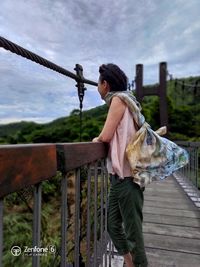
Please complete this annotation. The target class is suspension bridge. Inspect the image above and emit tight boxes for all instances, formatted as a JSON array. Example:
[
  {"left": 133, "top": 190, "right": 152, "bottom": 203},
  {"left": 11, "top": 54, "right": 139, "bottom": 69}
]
[{"left": 0, "top": 36, "right": 199, "bottom": 267}]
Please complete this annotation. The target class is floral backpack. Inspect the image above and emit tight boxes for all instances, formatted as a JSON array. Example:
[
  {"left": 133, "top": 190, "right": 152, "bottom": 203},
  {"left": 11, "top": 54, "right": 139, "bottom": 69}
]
[{"left": 105, "top": 91, "right": 189, "bottom": 188}]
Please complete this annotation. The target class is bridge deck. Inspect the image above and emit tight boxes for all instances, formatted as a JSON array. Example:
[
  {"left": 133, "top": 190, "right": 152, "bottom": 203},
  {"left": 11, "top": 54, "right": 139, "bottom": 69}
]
[
  {"left": 143, "top": 175, "right": 200, "bottom": 267},
  {"left": 107, "top": 175, "right": 200, "bottom": 267}
]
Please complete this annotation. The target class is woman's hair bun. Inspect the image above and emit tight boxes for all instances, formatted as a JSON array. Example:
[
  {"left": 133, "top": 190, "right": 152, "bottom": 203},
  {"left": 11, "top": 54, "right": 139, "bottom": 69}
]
[{"left": 99, "top": 63, "right": 127, "bottom": 92}]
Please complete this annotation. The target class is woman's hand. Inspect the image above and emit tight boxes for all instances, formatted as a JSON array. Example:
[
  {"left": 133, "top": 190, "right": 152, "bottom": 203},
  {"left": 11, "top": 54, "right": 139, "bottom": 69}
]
[{"left": 92, "top": 137, "right": 101, "bottom": 142}]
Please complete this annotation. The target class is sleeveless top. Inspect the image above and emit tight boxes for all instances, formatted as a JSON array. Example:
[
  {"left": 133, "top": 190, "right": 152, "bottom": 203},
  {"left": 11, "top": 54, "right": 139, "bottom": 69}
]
[{"left": 107, "top": 106, "right": 136, "bottom": 178}]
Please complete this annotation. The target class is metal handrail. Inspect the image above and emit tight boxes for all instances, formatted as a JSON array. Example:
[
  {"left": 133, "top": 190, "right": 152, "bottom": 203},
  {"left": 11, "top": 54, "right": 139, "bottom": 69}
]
[
  {"left": 175, "top": 141, "right": 200, "bottom": 190},
  {"left": 0, "top": 143, "right": 108, "bottom": 267}
]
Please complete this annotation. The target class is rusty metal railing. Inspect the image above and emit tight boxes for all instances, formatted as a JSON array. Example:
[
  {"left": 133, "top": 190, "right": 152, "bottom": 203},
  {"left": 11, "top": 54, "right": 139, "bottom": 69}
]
[
  {"left": 175, "top": 141, "right": 200, "bottom": 208},
  {"left": 175, "top": 142, "right": 200, "bottom": 189},
  {"left": 0, "top": 143, "right": 110, "bottom": 267}
]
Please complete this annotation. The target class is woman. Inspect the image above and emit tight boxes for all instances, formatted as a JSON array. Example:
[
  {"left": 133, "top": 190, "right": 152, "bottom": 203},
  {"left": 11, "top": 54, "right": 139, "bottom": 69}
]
[{"left": 92, "top": 63, "right": 148, "bottom": 267}]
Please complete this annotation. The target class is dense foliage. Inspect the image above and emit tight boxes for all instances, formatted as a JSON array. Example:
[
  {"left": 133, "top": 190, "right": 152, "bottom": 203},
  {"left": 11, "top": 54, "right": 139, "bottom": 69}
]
[{"left": 0, "top": 76, "right": 199, "bottom": 144}]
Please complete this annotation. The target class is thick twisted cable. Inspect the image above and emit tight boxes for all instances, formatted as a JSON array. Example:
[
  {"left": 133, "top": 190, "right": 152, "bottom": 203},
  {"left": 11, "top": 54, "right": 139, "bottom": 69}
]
[{"left": 0, "top": 36, "right": 97, "bottom": 86}]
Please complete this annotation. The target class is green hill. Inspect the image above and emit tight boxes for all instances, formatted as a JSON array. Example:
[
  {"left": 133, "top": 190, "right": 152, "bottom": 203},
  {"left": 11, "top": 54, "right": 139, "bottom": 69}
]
[
  {"left": 0, "top": 76, "right": 199, "bottom": 144},
  {"left": 0, "top": 105, "right": 109, "bottom": 144}
]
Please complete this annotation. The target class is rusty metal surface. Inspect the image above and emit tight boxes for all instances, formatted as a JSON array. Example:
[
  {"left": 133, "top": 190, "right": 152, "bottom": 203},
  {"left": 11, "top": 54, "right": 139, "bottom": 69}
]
[
  {"left": 56, "top": 142, "right": 108, "bottom": 173},
  {"left": 0, "top": 144, "right": 57, "bottom": 198}
]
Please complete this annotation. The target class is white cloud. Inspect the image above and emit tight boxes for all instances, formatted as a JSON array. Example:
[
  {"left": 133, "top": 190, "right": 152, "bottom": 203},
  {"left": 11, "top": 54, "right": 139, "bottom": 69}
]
[
  {"left": 0, "top": 116, "right": 53, "bottom": 125},
  {"left": 0, "top": 0, "right": 200, "bottom": 124}
]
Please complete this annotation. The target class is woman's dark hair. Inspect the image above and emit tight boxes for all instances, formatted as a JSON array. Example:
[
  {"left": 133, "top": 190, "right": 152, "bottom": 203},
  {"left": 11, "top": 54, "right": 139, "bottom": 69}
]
[{"left": 99, "top": 63, "right": 128, "bottom": 91}]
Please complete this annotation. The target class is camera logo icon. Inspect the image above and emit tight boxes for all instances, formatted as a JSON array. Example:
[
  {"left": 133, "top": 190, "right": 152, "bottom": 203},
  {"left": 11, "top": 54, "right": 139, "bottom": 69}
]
[{"left": 11, "top": 246, "right": 21, "bottom": 256}]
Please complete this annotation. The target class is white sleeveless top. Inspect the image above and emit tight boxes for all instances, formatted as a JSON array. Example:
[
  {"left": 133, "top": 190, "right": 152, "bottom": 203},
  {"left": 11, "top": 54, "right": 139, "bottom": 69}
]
[{"left": 107, "top": 106, "right": 137, "bottom": 178}]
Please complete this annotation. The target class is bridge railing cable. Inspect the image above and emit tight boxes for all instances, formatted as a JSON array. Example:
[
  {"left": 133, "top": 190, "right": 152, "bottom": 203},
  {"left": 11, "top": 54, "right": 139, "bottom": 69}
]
[
  {"left": 0, "top": 36, "right": 98, "bottom": 141},
  {"left": 174, "top": 142, "right": 200, "bottom": 209},
  {"left": 0, "top": 36, "right": 97, "bottom": 86}
]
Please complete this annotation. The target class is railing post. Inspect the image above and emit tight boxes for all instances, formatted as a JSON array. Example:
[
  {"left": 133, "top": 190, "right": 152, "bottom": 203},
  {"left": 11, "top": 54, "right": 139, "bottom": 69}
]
[
  {"left": 135, "top": 64, "right": 143, "bottom": 103},
  {"left": 32, "top": 183, "right": 42, "bottom": 267},
  {"left": 159, "top": 62, "right": 168, "bottom": 129},
  {"left": 86, "top": 165, "right": 92, "bottom": 267},
  {"left": 0, "top": 199, "right": 3, "bottom": 267},
  {"left": 196, "top": 147, "right": 199, "bottom": 189},
  {"left": 74, "top": 169, "right": 81, "bottom": 267},
  {"left": 100, "top": 160, "right": 104, "bottom": 265},
  {"left": 61, "top": 174, "right": 68, "bottom": 267},
  {"left": 104, "top": 164, "right": 108, "bottom": 267},
  {"left": 94, "top": 162, "right": 98, "bottom": 266}
]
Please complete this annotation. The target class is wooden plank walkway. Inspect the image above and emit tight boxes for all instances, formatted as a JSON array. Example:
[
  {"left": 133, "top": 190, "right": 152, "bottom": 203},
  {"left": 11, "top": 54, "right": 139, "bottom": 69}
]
[
  {"left": 105, "top": 175, "right": 200, "bottom": 267},
  {"left": 143, "top": 175, "right": 200, "bottom": 267}
]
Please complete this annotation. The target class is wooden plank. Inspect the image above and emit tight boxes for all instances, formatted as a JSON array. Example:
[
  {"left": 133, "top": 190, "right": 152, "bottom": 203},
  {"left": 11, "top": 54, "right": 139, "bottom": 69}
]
[
  {"left": 144, "top": 195, "right": 195, "bottom": 205},
  {"left": 145, "top": 190, "right": 184, "bottom": 196},
  {"left": 56, "top": 142, "right": 108, "bottom": 172},
  {"left": 144, "top": 233, "right": 200, "bottom": 254},
  {"left": 145, "top": 182, "right": 180, "bottom": 189},
  {"left": 145, "top": 186, "right": 186, "bottom": 196},
  {"left": 144, "top": 199, "right": 195, "bottom": 210},
  {"left": 145, "top": 185, "right": 181, "bottom": 192},
  {"left": 144, "top": 193, "right": 190, "bottom": 201},
  {"left": 146, "top": 176, "right": 186, "bottom": 188},
  {"left": 148, "top": 183, "right": 178, "bottom": 190},
  {"left": 153, "top": 180, "right": 177, "bottom": 185},
  {"left": 146, "top": 247, "right": 200, "bottom": 267},
  {"left": 143, "top": 175, "right": 200, "bottom": 265},
  {"left": 145, "top": 188, "right": 182, "bottom": 195},
  {"left": 143, "top": 213, "right": 200, "bottom": 228},
  {"left": 143, "top": 206, "right": 200, "bottom": 218},
  {"left": 143, "top": 222, "right": 200, "bottom": 239},
  {"left": 0, "top": 144, "right": 57, "bottom": 198}
]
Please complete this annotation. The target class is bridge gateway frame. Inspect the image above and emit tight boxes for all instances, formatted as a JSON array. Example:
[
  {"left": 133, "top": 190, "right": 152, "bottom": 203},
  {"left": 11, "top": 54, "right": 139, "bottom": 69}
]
[{"left": 135, "top": 62, "right": 168, "bottom": 131}]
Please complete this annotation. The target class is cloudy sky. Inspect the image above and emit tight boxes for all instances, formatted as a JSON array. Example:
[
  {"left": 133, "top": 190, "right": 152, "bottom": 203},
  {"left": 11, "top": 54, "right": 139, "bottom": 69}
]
[{"left": 0, "top": 0, "right": 200, "bottom": 124}]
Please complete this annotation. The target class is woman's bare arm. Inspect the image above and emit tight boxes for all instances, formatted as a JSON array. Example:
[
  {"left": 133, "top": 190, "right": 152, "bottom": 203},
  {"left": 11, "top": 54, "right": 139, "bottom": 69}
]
[{"left": 93, "top": 96, "right": 126, "bottom": 143}]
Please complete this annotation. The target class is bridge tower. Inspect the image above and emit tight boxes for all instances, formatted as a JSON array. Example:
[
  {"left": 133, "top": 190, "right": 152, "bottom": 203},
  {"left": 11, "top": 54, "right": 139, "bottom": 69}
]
[{"left": 135, "top": 62, "right": 168, "bottom": 131}]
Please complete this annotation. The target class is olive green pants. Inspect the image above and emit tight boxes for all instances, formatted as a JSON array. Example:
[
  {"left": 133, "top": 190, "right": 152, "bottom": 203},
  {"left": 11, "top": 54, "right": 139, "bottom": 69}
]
[{"left": 107, "top": 175, "right": 148, "bottom": 266}]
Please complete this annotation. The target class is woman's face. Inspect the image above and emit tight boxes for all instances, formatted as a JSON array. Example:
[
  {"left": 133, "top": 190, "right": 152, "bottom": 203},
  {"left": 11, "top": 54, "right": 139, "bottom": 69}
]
[{"left": 98, "top": 77, "right": 109, "bottom": 100}]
